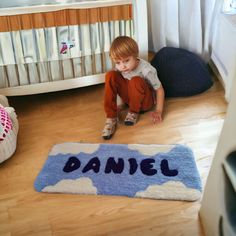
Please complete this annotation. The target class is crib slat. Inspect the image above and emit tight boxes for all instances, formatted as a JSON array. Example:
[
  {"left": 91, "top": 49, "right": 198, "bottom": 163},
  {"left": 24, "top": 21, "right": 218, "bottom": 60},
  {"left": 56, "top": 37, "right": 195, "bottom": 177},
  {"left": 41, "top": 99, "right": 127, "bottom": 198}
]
[
  {"left": 0, "top": 32, "right": 18, "bottom": 87},
  {"left": 20, "top": 14, "right": 37, "bottom": 64},
  {"left": 69, "top": 25, "right": 81, "bottom": 58},
  {"left": 6, "top": 65, "right": 19, "bottom": 87},
  {"left": 37, "top": 62, "right": 50, "bottom": 83},
  {"left": 20, "top": 30, "right": 37, "bottom": 64},
  {"left": 114, "top": 21, "right": 120, "bottom": 38},
  {"left": 90, "top": 24, "right": 97, "bottom": 74},
  {"left": 49, "top": 60, "right": 62, "bottom": 81},
  {"left": 57, "top": 26, "right": 70, "bottom": 59},
  {"left": 57, "top": 26, "right": 74, "bottom": 79},
  {"left": 56, "top": 9, "right": 74, "bottom": 79},
  {"left": 43, "top": 12, "right": 60, "bottom": 81},
  {"left": 33, "top": 14, "right": 50, "bottom": 83},
  {"left": 44, "top": 26, "right": 62, "bottom": 81},
  {"left": 102, "top": 22, "right": 111, "bottom": 53},
  {"left": 89, "top": 9, "right": 103, "bottom": 74},
  {"left": 34, "top": 29, "right": 50, "bottom": 82},
  {"left": 109, "top": 22, "right": 114, "bottom": 41},
  {"left": 11, "top": 30, "right": 29, "bottom": 85},
  {"left": 120, "top": 20, "right": 125, "bottom": 36},
  {"left": 102, "top": 22, "right": 112, "bottom": 71},
  {"left": 0, "top": 66, "right": 8, "bottom": 88},
  {"left": 130, "top": 20, "right": 134, "bottom": 38},
  {"left": 125, "top": 20, "right": 131, "bottom": 37},
  {"left": 91, "top": 23, "right": 102, "bottom": 74},
  {"left": 62, "top": 59, "right": 74, "bottom": 79},
  {"left": 11, "top": 31, "right": 25, "bottom": 64},
  {"left": 45, "top": 27, "right": 59, "bottom": 61},
  {"left": 17, "top": 64, "right": 29, "bottom": 85},
  {"left": 69, "top": 25, "right": 82, "bottom": 77},
  {"left": 35, "top": 29, "right": 47, "bottom": 62},
  {"left": 20, "top": 15, "right": 40, "bottom": 84},
  {"left": 0, "top": 32, "right": 15, "bottom": 65},
  {"left": 72, "top": 58, "right": 82, "bottom": 77},
  {"left": 78, "top": 7, "right": 92, "bottom": 76},
  {"left": 27, "top": 63, "right": 40, "bottom": 84},
  {"left": 68, "top": 10, "right": 81, "bottom": 77},
  {"left": 100, "top": 7, "right": 112, "bottom": 72},
  {"left": 81, "top": 24, "right": 92, "bottom": 75},
  {"left": 0, "top": 26, "right": 19, "bottom": 87}
]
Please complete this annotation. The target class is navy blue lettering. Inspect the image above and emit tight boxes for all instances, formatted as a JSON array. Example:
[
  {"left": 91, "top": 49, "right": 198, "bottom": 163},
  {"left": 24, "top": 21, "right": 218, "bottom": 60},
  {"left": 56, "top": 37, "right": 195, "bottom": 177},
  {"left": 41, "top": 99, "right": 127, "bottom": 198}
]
[
  {"left": 105, "top": 157, "right": 124, "bottom": 174},
  {"left": 63, "top": 156, "right": 81, "bottom": 173},
  {"left": 82, "top": 157, "right": 100, "bottom": 173},
  {"left": 140, "top": 159, "right": 157, "bottom": 176},
  {"left": 128, "top": 158, "right": 138, "bottom": 175},
  {"left": 161, "top": 159, "right": 178, "bottom": 176}
]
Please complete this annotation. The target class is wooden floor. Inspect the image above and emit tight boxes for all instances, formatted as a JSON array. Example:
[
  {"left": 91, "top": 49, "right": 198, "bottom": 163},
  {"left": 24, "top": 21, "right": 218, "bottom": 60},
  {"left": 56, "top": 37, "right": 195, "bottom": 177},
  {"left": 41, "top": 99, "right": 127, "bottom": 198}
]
[{"left": 0, "top": 77, "right": 227, "bottom": 236}]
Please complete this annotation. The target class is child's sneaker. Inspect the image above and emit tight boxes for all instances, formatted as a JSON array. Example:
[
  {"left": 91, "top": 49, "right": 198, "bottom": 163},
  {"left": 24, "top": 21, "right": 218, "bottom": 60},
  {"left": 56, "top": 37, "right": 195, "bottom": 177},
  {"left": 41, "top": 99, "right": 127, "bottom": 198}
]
[
  {"left": 102, "top": 118, "right": 117, "bottom": 140},
  {"left": 124, "top": 112, "right": 138, "bottom": 126}
]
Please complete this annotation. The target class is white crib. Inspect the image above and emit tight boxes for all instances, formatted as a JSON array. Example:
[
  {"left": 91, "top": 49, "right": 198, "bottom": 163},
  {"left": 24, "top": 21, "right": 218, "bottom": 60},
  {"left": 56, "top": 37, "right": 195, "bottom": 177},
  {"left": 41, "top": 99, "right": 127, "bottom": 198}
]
[{"left": 0, "top": 0, "right": 147, "bottom": 96}]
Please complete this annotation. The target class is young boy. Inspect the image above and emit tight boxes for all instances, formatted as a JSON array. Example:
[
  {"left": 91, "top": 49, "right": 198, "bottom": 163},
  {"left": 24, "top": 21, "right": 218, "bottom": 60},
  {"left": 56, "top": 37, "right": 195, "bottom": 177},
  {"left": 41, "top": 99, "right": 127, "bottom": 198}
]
[{"left": 102, "top": 36, "right": 165, "bottom": 140}]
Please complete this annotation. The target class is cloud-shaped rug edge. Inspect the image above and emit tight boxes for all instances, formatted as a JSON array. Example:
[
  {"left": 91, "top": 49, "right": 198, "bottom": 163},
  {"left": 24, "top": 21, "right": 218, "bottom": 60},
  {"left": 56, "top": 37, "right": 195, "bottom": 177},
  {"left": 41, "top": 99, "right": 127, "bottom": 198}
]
[
  {"left": 135, "top": 181, "right": 201, "bottom": 201},
  {"left": 42, "top": 177, "right": 98, "bottom": 195}
]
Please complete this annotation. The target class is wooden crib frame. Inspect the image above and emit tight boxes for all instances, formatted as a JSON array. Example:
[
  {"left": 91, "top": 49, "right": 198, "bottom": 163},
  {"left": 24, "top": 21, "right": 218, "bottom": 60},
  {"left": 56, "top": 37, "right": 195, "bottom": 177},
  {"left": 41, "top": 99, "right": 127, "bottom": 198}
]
[{"left": 0, "top": 0, "right": 148, "bottom": 96}]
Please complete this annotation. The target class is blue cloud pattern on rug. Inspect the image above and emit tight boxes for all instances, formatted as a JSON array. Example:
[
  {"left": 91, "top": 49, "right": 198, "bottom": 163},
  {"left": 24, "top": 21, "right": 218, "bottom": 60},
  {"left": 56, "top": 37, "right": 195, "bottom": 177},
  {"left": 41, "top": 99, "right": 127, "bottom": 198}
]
[{"left": 34, "top": 143, "right": 202, "bottom": 201}]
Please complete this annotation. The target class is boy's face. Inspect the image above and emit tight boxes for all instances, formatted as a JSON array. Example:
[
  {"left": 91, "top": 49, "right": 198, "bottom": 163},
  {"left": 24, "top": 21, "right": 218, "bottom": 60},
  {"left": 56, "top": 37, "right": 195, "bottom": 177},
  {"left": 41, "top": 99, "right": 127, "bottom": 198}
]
[{"left": 114, "top": 56, "right": 138, "bottom": 73}]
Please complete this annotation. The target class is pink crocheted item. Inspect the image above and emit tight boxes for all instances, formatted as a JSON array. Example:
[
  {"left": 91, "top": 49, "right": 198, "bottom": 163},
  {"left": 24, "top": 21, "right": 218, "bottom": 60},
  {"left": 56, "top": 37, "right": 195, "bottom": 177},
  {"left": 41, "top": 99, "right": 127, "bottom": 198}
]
[{"left": 0, "top": 107, "right": 13, "bottom": 142}]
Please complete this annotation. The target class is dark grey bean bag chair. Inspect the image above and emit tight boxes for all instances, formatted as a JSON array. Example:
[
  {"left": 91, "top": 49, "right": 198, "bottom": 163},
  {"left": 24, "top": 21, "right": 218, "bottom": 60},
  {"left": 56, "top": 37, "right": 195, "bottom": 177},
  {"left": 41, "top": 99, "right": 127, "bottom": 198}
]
[{"left": 151, "top": 47, "right": 213, "bottom": 97}]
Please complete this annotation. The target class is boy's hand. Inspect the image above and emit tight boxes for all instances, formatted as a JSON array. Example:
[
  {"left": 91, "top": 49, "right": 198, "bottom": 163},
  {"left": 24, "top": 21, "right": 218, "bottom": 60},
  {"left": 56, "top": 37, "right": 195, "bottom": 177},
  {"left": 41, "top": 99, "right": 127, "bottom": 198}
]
[{"left": 150, "top": 110, "right": 162, "bottom": 124}]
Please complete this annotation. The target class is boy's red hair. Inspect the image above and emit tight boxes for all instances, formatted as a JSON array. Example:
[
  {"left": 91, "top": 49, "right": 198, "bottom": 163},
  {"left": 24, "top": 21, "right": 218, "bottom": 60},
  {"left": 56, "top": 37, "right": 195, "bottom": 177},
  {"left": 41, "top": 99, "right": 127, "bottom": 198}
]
[{"left": 109, "top": 36, "right": 139, "bottom": 60}]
